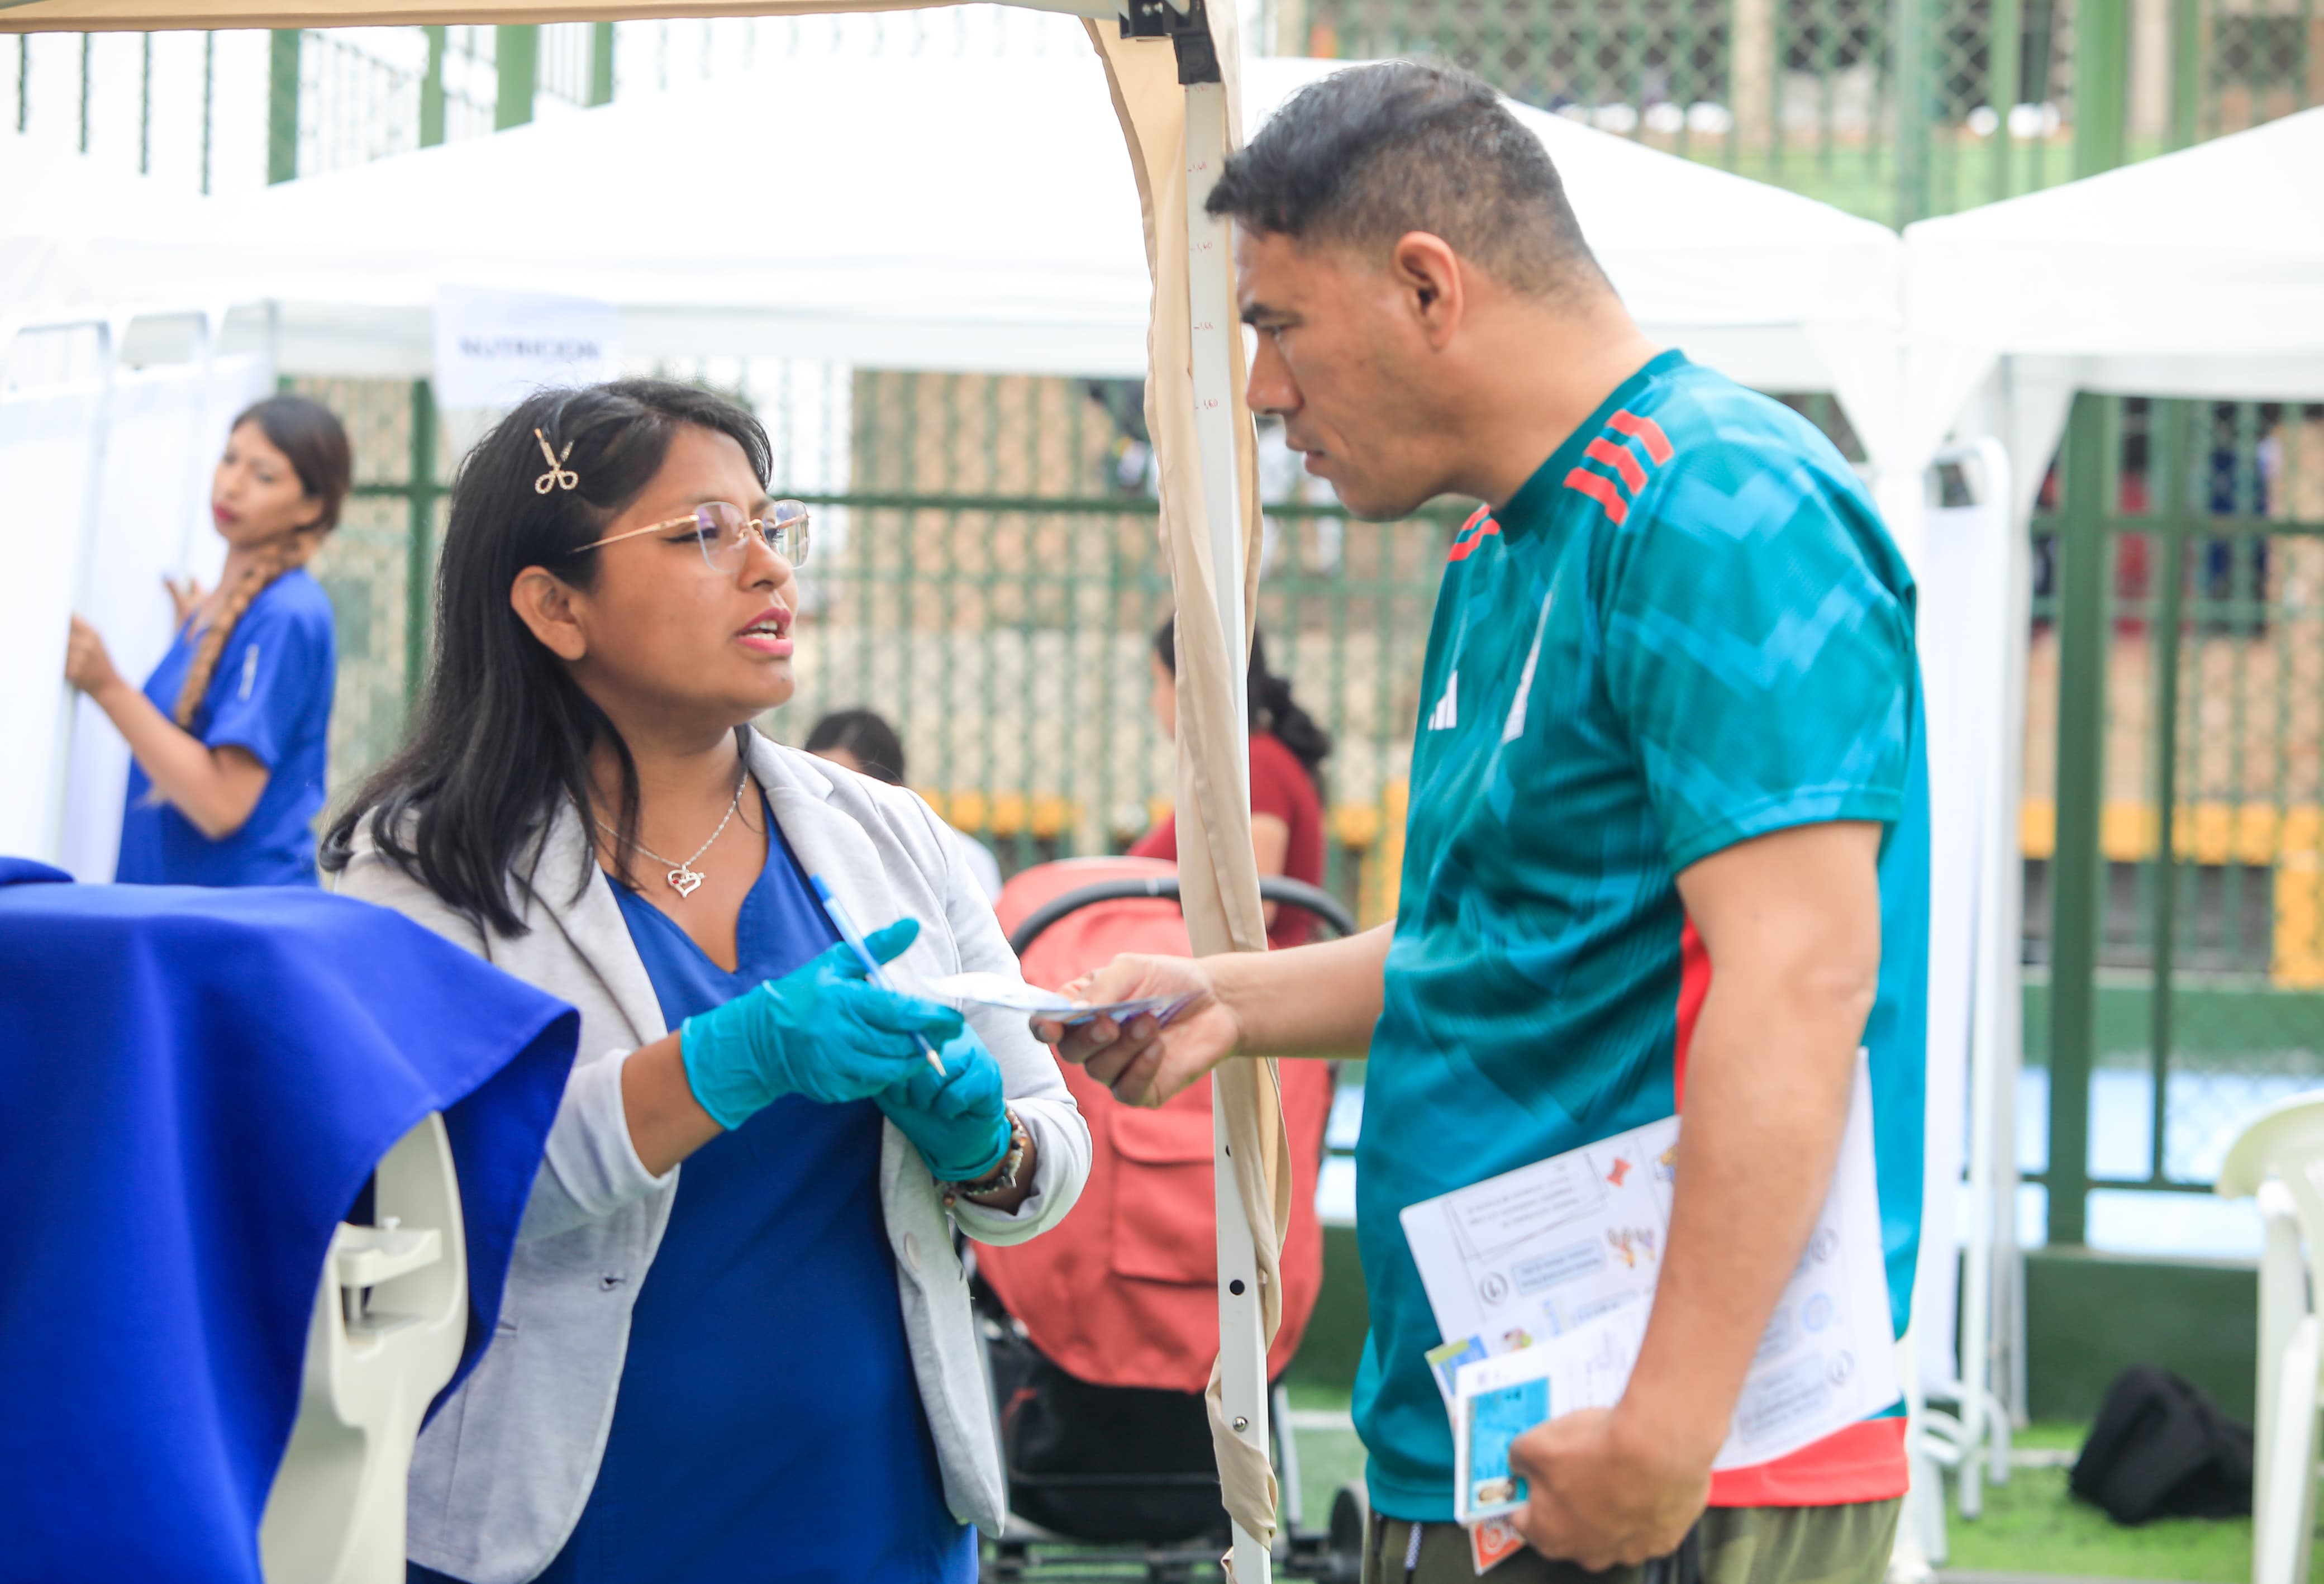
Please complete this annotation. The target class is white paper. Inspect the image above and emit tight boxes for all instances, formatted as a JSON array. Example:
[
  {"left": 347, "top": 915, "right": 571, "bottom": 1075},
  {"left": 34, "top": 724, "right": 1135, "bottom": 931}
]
[
  {"left": 1408, "top": 1053, "right": 1899, "bottom": 1478},
  {"left": 918, "top": 971, "right": 1193, "bottom": 1028},
  {"left": 432, "top": 284, "right": 621, "bottom": 411}
]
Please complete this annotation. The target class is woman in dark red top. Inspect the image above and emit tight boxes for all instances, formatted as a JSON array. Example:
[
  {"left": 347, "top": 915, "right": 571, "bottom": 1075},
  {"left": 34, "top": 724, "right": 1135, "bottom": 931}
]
[{"left": 1128, "top": 615, "right": 1331, "bottom": 948}]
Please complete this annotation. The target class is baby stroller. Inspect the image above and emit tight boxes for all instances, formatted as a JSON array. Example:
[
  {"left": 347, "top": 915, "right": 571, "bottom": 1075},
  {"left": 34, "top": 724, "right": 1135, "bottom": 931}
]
[{"left": 975, "top": 857, "right": 1366, "bottom": 1582}]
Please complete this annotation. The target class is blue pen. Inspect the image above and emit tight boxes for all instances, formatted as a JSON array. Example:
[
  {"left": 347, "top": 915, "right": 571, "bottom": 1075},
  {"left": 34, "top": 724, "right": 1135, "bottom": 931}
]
[{"left": 810, "top": 874, "right": 946, "bottom": 1076}]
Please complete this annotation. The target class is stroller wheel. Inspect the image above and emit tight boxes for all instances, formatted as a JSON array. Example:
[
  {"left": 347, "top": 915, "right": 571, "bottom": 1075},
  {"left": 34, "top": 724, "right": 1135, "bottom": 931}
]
[{"left": 1327, "top": 1482, "right": 1369, "bottom": 1576}]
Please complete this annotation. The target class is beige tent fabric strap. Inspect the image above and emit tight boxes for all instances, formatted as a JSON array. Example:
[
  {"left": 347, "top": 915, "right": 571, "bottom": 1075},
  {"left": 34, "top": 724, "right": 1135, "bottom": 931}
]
[
  {"left": 1090, "top": 18, "right": 1288, "bottom": 1558},
  {"left": 1, "top": 0, "right": 951, "bottom": 30}
]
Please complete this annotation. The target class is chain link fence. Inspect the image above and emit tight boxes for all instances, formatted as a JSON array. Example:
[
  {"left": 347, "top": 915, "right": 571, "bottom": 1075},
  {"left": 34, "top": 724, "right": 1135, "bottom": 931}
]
[
  {"left": 2022, "top": 396, "right": 2324, "bottom": 1212},
  {"left": 12, "top": 2, "right": 2318, "bottom": 207}
]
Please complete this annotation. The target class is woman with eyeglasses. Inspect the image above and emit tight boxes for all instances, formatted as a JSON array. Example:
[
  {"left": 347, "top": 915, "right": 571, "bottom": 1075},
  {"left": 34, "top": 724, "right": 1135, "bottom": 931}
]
[
  {"left": 322, "top": 380, "right": 1088, "bottom": 1584},
  {"left": 63, "top": 394, "right": 350, "bottom": 886}
]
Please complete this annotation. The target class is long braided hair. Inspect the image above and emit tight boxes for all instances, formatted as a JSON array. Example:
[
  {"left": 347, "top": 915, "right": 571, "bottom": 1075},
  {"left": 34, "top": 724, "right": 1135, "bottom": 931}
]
[{"left": 173, "top": 396, "right": 352, "bottom": 729}]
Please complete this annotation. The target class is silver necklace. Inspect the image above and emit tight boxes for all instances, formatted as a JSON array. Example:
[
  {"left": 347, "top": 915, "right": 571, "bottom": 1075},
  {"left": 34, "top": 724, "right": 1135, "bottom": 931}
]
[{"left": 595, "top": 767, "right": 749, "bottom": 900}]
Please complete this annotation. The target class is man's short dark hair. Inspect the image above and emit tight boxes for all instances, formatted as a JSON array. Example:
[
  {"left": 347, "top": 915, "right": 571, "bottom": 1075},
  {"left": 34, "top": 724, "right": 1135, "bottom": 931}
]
[{"left": 1207, "top": 61, "right": 1608, "bottom": 299}]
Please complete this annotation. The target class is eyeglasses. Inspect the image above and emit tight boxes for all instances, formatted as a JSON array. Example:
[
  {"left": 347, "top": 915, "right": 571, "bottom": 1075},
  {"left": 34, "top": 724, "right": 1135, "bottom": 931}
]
[{"left": 571, "top": 500, "right": 810, "bottom": 572}]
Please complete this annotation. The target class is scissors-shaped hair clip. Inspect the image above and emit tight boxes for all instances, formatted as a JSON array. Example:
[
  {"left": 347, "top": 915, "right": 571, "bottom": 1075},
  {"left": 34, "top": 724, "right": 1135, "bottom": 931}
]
[{"left": 534, "top": 428, "right": 579, "bottom": 494}]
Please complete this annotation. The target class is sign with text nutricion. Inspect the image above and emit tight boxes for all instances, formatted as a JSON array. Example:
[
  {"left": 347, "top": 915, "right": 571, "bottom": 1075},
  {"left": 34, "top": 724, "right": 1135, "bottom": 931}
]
[{"left": 432, "top": 284, "right": 621, "bottom": 410}]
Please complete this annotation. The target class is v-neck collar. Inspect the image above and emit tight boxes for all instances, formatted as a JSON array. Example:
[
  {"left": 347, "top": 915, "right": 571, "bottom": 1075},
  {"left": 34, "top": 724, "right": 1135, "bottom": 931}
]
[
  {"left": 606, "top": 792, "right": 779, "bottom": 978},
  {"left": 533, "top": 732, "right": 865, "bottom": 1046}
]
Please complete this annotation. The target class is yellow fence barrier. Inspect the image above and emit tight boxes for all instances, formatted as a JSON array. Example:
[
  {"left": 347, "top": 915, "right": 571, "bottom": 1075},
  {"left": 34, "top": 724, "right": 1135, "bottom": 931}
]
[{"left": 2021, "top": 799, "right": 2324, "bottom": 989}]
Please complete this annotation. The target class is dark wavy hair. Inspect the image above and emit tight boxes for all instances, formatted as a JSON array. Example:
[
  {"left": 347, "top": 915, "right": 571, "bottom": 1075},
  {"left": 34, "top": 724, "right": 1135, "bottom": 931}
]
[
  {"left": 321, "top": 379, "right": 773, "bottom": 935},
  {"left": 804, "top": 708, "right": 907, "bottom": 786},
  {"left": 1154, "top": 614, "right": 1331, "bottom": 785}
]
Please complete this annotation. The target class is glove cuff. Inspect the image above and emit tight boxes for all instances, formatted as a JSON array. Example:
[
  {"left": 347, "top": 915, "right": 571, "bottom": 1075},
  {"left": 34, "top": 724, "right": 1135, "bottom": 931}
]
[
  {"left": 938, "top": 1108, "right": 1023, "bottom": 1192},
  {"left": 678, "top": 1012, "right": 759, "bottom": 1132}
]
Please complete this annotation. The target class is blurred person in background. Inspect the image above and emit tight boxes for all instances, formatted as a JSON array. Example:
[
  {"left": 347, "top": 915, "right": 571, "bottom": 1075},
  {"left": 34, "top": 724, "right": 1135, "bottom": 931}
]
[
  {"left": 323, "top": 380, "right": 1085, "bottom": 1584},
  {"left": 62, "top": 394, "right": 350, "bottom": 887},
  {"left": 807, "top": 706, "right": 1005, "bottom": 904},
  {"left": 1132, "top": 614, "right": 1330, "bottom": 948}
]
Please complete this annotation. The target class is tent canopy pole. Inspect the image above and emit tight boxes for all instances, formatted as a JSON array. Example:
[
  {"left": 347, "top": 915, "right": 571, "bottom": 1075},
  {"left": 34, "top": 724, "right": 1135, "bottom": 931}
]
[{"left": 1183, "top": 73, "right": 1269, "bottom": 1582}]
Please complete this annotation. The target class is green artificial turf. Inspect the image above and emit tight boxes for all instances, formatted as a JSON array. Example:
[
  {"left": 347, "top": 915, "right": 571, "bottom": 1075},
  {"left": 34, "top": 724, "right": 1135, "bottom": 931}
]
[
  {"left": 1937, "top": 1423, "right": 2256, "bottom": 1583},
  {"left": 1283, "top": 1380, "right": 1367, "bottom": 1531}
]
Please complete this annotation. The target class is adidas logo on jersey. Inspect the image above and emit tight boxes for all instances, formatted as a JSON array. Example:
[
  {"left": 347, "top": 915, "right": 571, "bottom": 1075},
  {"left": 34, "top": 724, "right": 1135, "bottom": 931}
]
[{"left": 1427, "top": 671, "right": 1459, "bottom": 731}]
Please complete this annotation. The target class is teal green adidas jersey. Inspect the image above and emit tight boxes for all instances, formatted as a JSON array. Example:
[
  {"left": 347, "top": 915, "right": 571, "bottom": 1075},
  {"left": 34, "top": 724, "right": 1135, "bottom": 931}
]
[{"left": 1351, "top": 351, "right": 1931, "bottom": 1520}]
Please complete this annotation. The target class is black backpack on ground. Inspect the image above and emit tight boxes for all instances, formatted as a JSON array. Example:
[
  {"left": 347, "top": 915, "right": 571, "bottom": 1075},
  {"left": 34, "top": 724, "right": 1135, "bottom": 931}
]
[{"left": 2070, "top": 1366, "right": 2254, "bottom": 1524}]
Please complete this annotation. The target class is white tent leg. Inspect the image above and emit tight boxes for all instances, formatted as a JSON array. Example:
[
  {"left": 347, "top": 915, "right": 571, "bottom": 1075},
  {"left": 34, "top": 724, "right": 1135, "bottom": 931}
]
[
  {"left": 45, "top": 313, "right": 124, "bottom": 867},
  {"left": 1184, "top": 75, "right": 1271, "bottom": 1583},
  {"left": 1958, "top": 435, "right": 2016, "bottom": 1516}
]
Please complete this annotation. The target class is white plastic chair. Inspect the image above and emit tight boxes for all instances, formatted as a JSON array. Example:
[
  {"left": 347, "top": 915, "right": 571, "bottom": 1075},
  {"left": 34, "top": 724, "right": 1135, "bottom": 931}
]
[
  {"left": 2216, "top": 1092, "right": 2324, "bottom": 1584},
  {"left": 258, "top": 1112, "right": 468, "bottom": 1584}
]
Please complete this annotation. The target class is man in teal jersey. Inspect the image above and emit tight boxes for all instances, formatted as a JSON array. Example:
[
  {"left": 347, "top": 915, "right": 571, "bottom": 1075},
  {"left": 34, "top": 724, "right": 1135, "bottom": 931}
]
[{"left": 1041, "top": 61, "right": 1927, "bottom": 1584}]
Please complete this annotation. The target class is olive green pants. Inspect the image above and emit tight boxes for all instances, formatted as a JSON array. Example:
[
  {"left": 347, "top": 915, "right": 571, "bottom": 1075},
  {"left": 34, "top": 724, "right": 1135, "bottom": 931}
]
[{"left": 1360, "top": 1501, "right": 1901, "bottom": 1584}]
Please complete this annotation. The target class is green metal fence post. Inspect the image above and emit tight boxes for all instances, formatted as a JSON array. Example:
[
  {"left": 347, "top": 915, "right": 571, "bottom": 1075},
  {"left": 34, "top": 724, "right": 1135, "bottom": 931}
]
[
  {"left": 420, "top": 26, "right": 447, "bottom": 148},
  {"left": 139, "top": 34, "right": 152, "bottom": 174},
  {"left": 2146, "top": 401, "right": 2187, "bottom": 1183},
  {"left": 405, "top": 380, "right": 439, "bottom": 712},
  {"left": 2049, "top": 394, "right": 2113, "bottom": 1246},
  {"left": 589, "top": 22, "right": 616, "bottom": 107},
  {"left": 1988, "top": 0, "right": 2022, "bottom": 203},
  {"left": 2169, "top": 0, "right": 2201, "bottom": 150},
  {"left": 200, "top": 32, "right": 215, "bottom": 193},
  {"left": 1892, "top": 0, "right": 1932, "bottom": 226},
  {"left": 2073, "top": 0, "right": 2130, "bottom": 178},
  {"left": 2039, "top": 0, "right": 2139, "bottom": 1241},
  {"left": 266, "top": 30, "right": 301, "bottom": 184},
  {"left": 495, "top": 26, "right": 539, "bottom": 131}
]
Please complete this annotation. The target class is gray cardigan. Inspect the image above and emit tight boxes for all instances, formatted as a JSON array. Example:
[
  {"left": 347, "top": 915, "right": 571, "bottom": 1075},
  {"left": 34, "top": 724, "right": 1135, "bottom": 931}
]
[{"left": 334, "top": 734, "right": 1088, "bottom": 1584}]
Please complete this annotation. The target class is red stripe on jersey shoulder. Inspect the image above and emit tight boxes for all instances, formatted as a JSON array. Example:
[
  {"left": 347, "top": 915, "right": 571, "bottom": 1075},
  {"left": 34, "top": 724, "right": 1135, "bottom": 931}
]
[
  {"left": 1447, "top": 511, "right": 1502, "bottom": 562},
  {"left": 1583, "top": 436, "right": 1650, "bottom": 494},
  {"left": 1563, "top": 467, "right": 1630, "bottom": 525},
  {"left": 1672, "top": 918, "right": 1712, "bottom": 1111},
  {"left": 1608, "top": 409, "right": 1675, "bottom": 465}
]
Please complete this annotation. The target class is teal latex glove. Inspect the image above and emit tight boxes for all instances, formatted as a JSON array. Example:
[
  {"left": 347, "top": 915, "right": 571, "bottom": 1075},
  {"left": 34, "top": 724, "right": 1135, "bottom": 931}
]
[
  {"left": 679, "top": 919, "right": 965, "bottom": 1130},
  {"left": 877, "top": 1024, "right": 1013, "bottom": 1184}
]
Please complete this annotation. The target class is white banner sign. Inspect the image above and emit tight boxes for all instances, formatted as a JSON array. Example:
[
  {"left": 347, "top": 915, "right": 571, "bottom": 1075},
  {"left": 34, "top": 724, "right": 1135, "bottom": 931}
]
[{"left": 432, "top": 284, "right": 620, "bottom": 410}]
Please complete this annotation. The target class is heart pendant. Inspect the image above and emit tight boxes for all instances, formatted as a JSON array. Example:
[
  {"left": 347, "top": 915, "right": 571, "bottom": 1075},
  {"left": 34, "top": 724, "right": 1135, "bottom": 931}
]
[{"left": 668, "top": 865, "right": 705, "bottom": 898}]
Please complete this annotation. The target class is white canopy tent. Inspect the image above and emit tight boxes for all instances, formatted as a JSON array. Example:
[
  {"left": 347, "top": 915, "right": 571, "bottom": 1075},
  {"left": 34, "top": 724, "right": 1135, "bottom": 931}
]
[
  {"left": 2, "top": 129, "right": 211, "bottom": 350},
  {"left": 1906, "top": 105, "right": 2324, "bottom": 540},
  {"left": 9, "top": 31, "right": 1938, "bottom": 1577},
  {"left": 69, "top": 53, "right": 1905, "bottom": 423},
  {"left": 1894, "top": 105, "right": 2324, "bottom": 1538}
]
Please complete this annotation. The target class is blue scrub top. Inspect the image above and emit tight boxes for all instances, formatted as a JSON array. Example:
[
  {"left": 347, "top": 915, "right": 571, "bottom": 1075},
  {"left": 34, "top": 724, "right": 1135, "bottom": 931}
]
[
  {"left": 522, "top": 804, "right": 970, "bottom": 1584},
  {"left": 116, "top": 568, "right": 336, "bottom": 888}
]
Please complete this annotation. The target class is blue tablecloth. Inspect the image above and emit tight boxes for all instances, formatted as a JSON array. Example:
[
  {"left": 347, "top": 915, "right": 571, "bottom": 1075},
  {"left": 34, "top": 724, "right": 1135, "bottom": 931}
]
[{"left": 0, "top": 858, "right": 578, "bottom": 1582}]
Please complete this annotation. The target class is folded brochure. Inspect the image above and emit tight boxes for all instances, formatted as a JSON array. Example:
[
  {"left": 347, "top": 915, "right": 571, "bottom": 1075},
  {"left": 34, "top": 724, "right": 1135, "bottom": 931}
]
[
  {"left": 1404, "top": 1052, "right": 1900, "bottom": 1527},
  {"left": 919, "top": 970, "right": 1198, "bottom": 1029}
]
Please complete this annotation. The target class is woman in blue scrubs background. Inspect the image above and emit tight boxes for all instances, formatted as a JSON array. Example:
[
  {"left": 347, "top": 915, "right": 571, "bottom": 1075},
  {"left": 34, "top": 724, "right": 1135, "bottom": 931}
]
[
  {"left": 323, "top": 379, "right": 1087, "bottom": 1584},
  {"left": 63, "top": 394, "right": 350, "bottom": 887}
]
